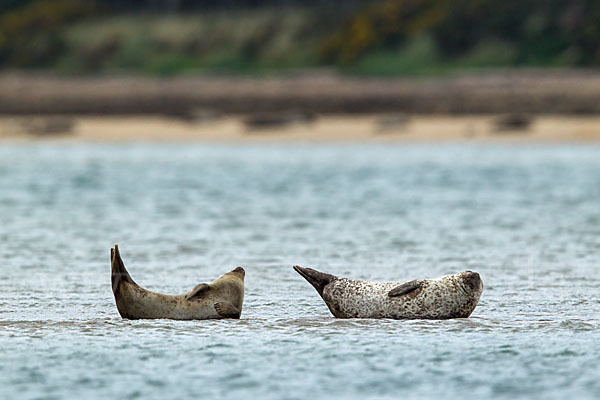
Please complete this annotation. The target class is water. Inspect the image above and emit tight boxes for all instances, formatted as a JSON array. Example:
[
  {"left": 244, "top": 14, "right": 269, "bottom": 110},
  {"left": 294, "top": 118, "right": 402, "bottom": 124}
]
[{"left": 1, "top": 143, "right": 599, "bottom": 399}]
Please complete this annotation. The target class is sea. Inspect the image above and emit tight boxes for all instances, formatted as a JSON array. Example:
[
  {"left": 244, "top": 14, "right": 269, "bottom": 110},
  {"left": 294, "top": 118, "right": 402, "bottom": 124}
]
[{"left": 0, "top": 143, "right": 599, "bottom": 399}]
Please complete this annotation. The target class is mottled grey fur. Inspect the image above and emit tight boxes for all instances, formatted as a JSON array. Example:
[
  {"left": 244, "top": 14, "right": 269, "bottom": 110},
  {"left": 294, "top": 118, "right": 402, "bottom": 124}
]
[{"left": 293, "top": 266, "right": 482, "bottom": 319}]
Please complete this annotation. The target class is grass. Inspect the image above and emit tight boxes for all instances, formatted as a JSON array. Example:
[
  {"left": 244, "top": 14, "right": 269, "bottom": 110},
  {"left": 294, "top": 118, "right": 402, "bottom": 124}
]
[
  {"left": 21, "top": 7, "right": 591, "bottom": 77},
  {"left": 56, "top": 10, "right": 322, "bottom": 75},
  {"left": 346, "top": 36, "right": 523, "bottom": 76}
]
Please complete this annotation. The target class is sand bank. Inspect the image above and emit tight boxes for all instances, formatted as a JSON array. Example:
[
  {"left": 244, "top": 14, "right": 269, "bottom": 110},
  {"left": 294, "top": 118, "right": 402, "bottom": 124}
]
[{"left": 2, "top": 114, "right": 600, "bottom": 142}]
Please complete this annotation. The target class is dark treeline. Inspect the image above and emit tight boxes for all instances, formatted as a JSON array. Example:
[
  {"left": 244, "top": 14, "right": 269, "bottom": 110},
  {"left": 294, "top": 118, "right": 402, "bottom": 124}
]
[
  {"left": 0, "top": 0, "right": 366, "bottom": 13},
  {"left": 321, "top": 0, "right": 600, "bottom": 67},
  {"left": 1, "top": 0, "right": 600, "bottom": 74},
  {"left": 103, "top": 0, "right": 366, "bottom": 12}
]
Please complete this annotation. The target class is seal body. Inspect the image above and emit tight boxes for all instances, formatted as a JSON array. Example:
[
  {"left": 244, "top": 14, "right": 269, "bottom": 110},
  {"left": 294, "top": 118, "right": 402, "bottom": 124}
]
[
  {"left": 111, "top": 244, "right": 244, "bottom": 320},
  {"left": 293, "top": 266, "right": 482, "bottom": 319}
]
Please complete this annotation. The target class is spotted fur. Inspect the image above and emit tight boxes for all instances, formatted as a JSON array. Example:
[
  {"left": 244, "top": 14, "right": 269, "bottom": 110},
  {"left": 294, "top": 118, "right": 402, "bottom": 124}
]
[{"left": 294, "top": 267, "right": 483, "bottom": 319}]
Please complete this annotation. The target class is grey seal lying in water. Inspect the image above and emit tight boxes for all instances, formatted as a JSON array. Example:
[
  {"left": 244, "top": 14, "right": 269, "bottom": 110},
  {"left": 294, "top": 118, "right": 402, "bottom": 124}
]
[
  {"left": 293, "top": 266, "right": 482, "bottom": 319},
  {"left": 111, "top": 244, "right": 244, "bottom": 320}
]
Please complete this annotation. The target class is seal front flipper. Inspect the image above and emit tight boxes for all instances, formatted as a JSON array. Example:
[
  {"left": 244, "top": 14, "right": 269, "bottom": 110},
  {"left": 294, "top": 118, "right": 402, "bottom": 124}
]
[
  {"left": 388, "top": 280, "right": 422, "bottom": 297},
  {"left": 214, "top": 302, "right": 241, "bottom": 319},
  {"left": 185, "top": 283, "right": 210, "bottom": 301}
]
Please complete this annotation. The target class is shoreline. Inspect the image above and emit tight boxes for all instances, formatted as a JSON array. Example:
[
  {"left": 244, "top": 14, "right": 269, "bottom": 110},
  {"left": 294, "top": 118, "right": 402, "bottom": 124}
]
[
  {"left": 4, "top": 71, "right": 600, "bottom": 143},
  {"left": 4, "top": 71, "right": 600, "bottom": 116},
  {"left": 2, "top": 114, "right": 600, "bottom": 142}
]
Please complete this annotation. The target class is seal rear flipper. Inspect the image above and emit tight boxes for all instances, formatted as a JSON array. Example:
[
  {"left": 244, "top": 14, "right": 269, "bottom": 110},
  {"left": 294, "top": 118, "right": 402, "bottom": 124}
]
[
  {"left": 388, "top": 280, "right": 422, "bottom": 297},
  {"left": 185, "top": 283, "right": 210, "bottom": 301},
  {"left": 214, "top": 302, "right": 241, "bottom": 319},
  {"left": 293, "top": 266, "right": 337, "bottom": 296},
  {"left": 110, "top": 244, "right": 137, "bottom": 296}
]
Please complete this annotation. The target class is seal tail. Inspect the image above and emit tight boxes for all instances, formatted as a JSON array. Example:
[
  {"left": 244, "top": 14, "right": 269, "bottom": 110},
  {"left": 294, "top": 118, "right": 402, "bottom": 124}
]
[
  {"left": 111, "top": 244, "right": 137, "bottom": 296},
  {"left": 293, "top": 266, "right": 337, "bottom": 296}
]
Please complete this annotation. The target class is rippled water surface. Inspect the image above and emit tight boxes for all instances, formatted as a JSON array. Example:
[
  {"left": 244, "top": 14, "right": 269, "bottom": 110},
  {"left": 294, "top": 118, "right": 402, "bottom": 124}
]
[{"left": 1, "top": 143, "right": 599, "bottom": 399}]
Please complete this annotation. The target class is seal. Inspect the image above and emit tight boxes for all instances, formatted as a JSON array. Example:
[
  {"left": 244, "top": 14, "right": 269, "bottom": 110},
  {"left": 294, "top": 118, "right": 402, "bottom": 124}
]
[
  {"left": 111, "top": 244, "right": 244, "bottom": 320},
  {"left": 293, "top": 266, "right": 482, "bottom": 319}
]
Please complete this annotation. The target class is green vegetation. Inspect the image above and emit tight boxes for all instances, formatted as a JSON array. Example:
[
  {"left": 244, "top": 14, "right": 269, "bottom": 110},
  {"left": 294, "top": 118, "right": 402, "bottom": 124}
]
[
  {"left": 321, "top": 0, "right": 600, "bottom": 74},
  {"left": 55, "top": 10, "right": 324, "bottom": 75},
  {"left": 0, "top": 0, "right": 95, "bottom": 68},
  {"left": 1, "top": 0, "right": 600, "bottom": 76}
]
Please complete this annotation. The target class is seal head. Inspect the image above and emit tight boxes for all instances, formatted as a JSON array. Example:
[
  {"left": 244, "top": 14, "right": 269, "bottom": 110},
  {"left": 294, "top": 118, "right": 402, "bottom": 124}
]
[{"left": 458, "top": 270, "right": 482, "bottom": 296}]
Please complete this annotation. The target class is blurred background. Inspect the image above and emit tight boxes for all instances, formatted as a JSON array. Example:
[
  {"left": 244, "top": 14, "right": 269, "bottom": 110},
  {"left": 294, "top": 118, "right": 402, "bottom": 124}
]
[
  {"left": 1, "top": 0, "right": 600, "bottom": 141},
  {"left": 2, "top": 2, "right": 600, "bottom": 400},
  {"left": 2, "top": 0, "right": 600, "bottom": 75}
]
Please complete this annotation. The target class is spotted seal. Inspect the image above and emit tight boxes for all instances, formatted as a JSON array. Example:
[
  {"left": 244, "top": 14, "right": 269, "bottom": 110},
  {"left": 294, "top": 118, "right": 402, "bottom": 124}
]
[
  {"left": 111, "top": 244, "right": 244, "bottom": 320},
  {"left": 293, "top": 266, "right": 482, "bottom": 319}
]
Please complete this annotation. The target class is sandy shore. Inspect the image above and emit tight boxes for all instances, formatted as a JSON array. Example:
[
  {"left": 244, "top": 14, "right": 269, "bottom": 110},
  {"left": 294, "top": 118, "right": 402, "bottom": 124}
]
[
  {"left": 2, "top": 71, "right": 600, "bottom": 142},
  {"left": 2, "top": 114, "right": 600, "bottom": 142}
]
